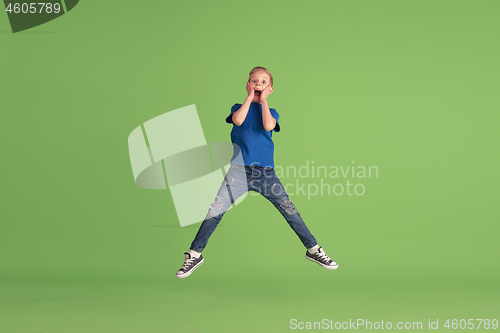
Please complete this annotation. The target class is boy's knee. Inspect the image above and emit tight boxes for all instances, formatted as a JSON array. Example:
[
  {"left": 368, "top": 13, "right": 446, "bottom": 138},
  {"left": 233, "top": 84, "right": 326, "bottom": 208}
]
[
  {"left": 208, "top": 196, "right": 224, "bottom": 217},
  {"left": 280, "top": 199, "right": 297, "bottom": 215}
]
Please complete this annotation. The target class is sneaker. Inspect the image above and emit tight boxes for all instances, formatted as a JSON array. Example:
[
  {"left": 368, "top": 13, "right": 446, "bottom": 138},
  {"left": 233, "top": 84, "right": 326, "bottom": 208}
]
[
  {"left": 306, "top": 246, "right": 338, "bottom": 270},
  {"left": 175, "top": 252, "right": 204, "bottom": 278}
]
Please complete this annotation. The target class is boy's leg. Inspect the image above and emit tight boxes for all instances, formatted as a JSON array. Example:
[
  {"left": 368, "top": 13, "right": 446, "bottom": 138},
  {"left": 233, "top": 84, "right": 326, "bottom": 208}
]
[
  {"left": 189, "top": 166, "right": 249, "bottom": 252},
  {"left": 252, "top": 168, "right": 317, "bottom": 249},
  {"left": 254, "top": 168, "right": 338, "bottom": 270}
]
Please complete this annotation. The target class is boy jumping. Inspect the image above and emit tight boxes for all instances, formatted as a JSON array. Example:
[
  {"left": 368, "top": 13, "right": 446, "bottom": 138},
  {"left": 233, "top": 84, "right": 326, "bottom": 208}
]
[{"left": 176, "top": 67, "right": 338, "bottom": 278}]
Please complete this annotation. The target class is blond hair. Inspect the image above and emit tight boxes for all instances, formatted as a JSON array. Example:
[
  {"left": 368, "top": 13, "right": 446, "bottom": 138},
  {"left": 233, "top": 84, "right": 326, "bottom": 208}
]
[{"left": 248, "top": 66, "right": 273, "bottom": 86}]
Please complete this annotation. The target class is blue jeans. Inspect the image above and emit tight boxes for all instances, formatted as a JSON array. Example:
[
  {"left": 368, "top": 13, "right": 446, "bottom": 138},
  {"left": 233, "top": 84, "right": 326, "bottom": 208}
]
[{"left": 190, "top": 165, "right": 318, "bottom": 252}]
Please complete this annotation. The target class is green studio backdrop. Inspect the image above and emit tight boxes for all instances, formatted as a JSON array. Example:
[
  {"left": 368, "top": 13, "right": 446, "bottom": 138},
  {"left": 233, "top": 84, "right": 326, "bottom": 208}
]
[{"left": 1, "top": 1, "right": 499, "bottom": 332}]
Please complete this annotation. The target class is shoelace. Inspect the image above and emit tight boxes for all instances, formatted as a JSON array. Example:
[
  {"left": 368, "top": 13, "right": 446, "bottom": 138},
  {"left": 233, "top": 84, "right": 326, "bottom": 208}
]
[
  {"left": 181, "top": 256, "right": 197, "bottom": 270},
  {"left": 315, "top": 250, "right": 333, "bottom": 264}
]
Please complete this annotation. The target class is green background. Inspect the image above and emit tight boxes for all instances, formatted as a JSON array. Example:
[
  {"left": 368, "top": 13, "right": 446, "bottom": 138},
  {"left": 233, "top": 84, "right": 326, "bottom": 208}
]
[{"left": 1, "top": 1, "right": 499, "bottom": 332}]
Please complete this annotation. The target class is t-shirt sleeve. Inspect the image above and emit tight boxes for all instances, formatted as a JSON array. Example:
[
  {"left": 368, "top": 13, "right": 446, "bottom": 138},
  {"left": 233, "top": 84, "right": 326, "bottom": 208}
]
[
  {"left": 226, "top": 104, "right": 241, "bottom": 124},
  {"left": 271, "top": 108, "right": 280, "bottom": 132}
]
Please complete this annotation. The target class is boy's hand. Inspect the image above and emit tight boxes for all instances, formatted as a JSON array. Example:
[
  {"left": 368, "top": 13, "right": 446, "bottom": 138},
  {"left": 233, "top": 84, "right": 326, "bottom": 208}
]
[
  {"left": 260, "top": 85, "right": 273, "bottom": 102},
  {"left": 246, "top": 82, "right": 255, "bottom": 98}
]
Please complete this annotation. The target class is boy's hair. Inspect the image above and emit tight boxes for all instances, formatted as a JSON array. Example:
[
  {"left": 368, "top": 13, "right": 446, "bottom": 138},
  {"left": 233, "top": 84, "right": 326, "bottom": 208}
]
[{"left": 248, "top": 66, "right": 273, "bottom": 86}]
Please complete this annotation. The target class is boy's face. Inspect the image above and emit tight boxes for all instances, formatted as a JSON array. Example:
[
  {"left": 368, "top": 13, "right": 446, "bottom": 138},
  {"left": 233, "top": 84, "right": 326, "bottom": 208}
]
[{"left": 248, "top": 70, "right": 273, "bottom": 102}]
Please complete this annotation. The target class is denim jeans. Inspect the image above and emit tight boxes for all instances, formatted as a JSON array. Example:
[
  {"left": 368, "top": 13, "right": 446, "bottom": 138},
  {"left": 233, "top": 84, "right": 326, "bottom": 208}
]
[{"left": 190, "top": 165, "right": 318, "bottom": 252}]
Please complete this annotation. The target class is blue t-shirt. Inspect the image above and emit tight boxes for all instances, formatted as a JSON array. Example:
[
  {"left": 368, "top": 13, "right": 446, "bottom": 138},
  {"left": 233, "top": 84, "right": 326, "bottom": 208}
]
[{"left": 226, "top": 102, "right": 280, "bottom": 168}]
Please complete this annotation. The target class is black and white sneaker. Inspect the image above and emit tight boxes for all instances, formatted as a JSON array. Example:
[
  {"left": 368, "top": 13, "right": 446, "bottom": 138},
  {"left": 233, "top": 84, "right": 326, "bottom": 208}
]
[
  {"left": 306, "top": 246, "right": 338, "bottom": 270},
  {"left": 175, "top": 252, "right": 204, "bottom": 278}
]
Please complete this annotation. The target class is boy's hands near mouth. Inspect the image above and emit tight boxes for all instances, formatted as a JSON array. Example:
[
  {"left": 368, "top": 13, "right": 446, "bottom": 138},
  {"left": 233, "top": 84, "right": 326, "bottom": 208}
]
[
  {"left": 246, "top": 82, "right": 255, "bottom": 98},
  {"left": 260, "top": 85, "right": 273, "bottom": 102}
]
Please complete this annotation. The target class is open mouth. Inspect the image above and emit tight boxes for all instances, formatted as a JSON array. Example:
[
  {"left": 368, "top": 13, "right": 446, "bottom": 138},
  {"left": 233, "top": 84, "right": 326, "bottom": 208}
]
[{"left": 254, "top": 90, "right": 261, "bottom": 97}]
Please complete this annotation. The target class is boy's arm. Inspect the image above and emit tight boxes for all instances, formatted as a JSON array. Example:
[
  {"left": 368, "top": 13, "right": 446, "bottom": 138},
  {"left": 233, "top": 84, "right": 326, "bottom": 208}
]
[
  {"left": 232, "top": 82, "right": 254, "bottom": 126},
  {"left": 260, "top": 86, "right": 277, "bottom": 131}
]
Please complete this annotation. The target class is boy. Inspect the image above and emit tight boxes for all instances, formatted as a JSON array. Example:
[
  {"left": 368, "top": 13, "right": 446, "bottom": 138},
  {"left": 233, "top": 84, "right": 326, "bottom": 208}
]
[{"left": 176, "top": 67, "right": 338, "bottom": 278}]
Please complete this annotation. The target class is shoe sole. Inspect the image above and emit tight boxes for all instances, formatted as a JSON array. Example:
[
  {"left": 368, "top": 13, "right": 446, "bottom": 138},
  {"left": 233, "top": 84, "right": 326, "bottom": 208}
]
[
  {"left": 306, "top": 255, "right": 338, "bottom": 270},
  {"left": 175, "top": 257, "right": 205, "bottom": 279}
]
